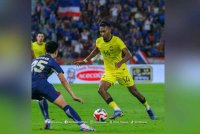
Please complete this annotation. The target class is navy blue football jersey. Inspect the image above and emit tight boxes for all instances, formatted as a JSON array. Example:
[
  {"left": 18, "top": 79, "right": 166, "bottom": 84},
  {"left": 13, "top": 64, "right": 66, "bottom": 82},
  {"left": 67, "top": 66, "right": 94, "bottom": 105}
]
[{"left": 32, "top": 54, "right": 64, "bottom": 80}]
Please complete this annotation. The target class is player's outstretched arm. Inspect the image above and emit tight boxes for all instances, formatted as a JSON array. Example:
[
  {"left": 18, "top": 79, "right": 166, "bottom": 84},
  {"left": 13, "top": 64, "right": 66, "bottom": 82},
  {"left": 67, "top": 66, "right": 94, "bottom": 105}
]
[
  {"left": 57, "top": 73, "right": 84, "bottom": 103},
  {"left": 74, "top": 47, "right": 100, "bottom": 65},
  {"left": 115, "top": 48, "right": 132, "bottom": 68}
]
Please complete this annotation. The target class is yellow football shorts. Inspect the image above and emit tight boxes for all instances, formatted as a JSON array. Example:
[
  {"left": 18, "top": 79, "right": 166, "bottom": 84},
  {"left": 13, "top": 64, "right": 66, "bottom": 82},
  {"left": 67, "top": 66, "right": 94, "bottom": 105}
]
[{"left": 101, "top": 67, "right": 134, "bottom": 87}]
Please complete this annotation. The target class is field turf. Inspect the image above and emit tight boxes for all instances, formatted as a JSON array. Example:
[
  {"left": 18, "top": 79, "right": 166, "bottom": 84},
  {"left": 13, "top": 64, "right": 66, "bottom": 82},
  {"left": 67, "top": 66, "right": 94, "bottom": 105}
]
[{"left": 32, "top": 84, "right": 164, "bottom": 134}]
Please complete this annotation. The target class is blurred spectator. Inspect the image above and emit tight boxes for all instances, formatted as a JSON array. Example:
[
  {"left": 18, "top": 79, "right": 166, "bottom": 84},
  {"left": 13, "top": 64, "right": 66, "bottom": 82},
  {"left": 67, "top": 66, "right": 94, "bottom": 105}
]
[
  {"left": 31, "top": 0, "right": 165, "bottom": 64},
  {"left": 72, "top": 40, "right": 83, "bottom": 57}
]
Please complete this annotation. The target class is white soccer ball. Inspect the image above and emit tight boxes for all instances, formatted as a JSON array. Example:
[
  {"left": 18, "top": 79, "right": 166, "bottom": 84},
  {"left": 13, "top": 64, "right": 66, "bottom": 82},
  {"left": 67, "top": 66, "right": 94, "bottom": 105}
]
[{"left": 93, "top": 108, "right": 108, "bottom": 122}]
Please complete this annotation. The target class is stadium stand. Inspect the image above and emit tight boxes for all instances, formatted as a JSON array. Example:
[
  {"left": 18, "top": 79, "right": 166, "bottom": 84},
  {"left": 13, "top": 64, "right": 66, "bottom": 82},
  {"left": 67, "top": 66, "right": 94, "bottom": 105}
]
[{"left": 31, "top": 0, "right": 165, "bottom": 64}]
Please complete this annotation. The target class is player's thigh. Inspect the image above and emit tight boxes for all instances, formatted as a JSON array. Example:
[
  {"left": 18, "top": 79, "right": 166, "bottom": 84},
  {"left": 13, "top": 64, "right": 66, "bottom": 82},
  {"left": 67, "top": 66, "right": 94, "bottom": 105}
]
[
  {"left": 32, "top": 81, "right": 60, "bottom": 103},
  {"left": 99, "top": 80, "right": 112, "bottom": 91},
  {"left": 32, "top": 81, "right": 44, "bottom": 101},
  {"left": 32, "top": 93, "right": 43, "bottom": 101},
  {"left": 101, "top": 71, "right": 116, "bottom": 85},
  {"left": 42, "top": 83, "right": 61, "bottom": 103},
  {"left": 117, "top": 71, "right": 134, "bottom": 87},
  {"left": 53, "top": 94, "right": 68, "bottom": 108}
]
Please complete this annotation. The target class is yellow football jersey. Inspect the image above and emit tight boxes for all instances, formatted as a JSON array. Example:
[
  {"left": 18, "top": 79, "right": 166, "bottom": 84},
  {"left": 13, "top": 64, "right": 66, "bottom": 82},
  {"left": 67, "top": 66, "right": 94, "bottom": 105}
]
[
  {"left": 32, "top": 42, "right": 46, "bottom": 58},
  {"left": 96, "top": 36, "right": 127, "bottom": 71}
]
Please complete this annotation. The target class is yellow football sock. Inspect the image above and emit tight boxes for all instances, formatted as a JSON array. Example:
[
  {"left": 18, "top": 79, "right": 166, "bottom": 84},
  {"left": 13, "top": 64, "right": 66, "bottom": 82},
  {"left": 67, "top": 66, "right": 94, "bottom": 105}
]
[
  {"left": 143, "top": 101, "right": 151, "bottom": 110},
  {"left": 143, "top": 101, "right": 149, "bottom": 107},
  {"left": 109, "top": 101, "right": 121, "bottom": 111}
]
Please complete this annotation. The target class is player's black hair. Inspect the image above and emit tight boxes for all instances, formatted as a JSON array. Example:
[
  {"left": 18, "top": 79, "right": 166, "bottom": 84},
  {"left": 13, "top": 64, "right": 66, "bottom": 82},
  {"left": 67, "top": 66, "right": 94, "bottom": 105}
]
[
  {"left": 45, "top": 41, "right": 59, "bottom": 53},
  {"left": 37, "top": 32, "right": 45, "bottom": 35},
  {"left": 99, "top": 21, "right": 111, "bottom": 27}
]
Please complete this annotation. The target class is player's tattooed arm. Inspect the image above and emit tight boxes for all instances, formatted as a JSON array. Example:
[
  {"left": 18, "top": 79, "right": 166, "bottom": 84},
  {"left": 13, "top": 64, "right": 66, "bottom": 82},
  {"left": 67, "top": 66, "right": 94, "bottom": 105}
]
[
  {"left": 74, "top": 47, "right": 100, "bottom": 65},
  {"left": 115, "top": 48, "right": 132, "bottom": 68},
  {"left": 85, "top": 47, "right": 100, "bottom": 62}
]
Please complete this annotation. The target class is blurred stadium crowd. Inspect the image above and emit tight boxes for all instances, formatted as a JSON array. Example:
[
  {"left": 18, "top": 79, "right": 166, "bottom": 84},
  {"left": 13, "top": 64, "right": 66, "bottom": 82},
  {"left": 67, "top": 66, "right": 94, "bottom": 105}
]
[{"left": 31, "top": 0, "right": 165, "bottom": 64}]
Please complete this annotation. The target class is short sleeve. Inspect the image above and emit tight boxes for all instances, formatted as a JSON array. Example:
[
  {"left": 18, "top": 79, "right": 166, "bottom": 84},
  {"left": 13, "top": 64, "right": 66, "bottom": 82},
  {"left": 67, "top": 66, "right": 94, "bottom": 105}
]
[
  {"left": 117, "top": 37, "right": 127, "bottom": 50},
  {"left": 31, "top": 42, "right": 34, "bottom": 51},
  {"left": 96, "top": 38, "right": 99, "bottom": 48},
  {"left": 51, "top": 59, "right": 64, "bottom": 74}
]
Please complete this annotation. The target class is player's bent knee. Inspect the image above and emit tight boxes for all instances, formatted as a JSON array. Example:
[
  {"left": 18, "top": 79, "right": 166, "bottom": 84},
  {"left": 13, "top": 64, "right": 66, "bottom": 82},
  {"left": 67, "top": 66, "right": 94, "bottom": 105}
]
[
  {"left": 98, "top": 88, "right": 106, "bottom": 95},
  {"left": 98, "top": 89, "right": 102, "bottom": 94},
  {"left": 53, "top": 94, "right": 68, "bottom": 108}
]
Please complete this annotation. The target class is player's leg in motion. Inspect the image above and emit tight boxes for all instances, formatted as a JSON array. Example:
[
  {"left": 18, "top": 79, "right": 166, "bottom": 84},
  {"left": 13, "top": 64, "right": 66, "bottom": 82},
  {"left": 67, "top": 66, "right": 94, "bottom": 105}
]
[
  {"left": 53, "top": 94, "right": 95, "bottom": 131},
  {"left": 127, "top": 85, "right": 155, "bottom": 120},
  {"left": 98, "top": 81, "right": 123, "bottom": 119},
  {"left": 38, "top": 98, "right": 50, "bottom": 129}
]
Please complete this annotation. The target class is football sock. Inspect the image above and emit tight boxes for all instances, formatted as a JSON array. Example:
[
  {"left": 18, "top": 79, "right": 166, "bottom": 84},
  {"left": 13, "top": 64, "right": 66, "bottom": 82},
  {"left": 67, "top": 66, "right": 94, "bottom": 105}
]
[
  {"left": 109, "top": 101, "right": 121, "bottom": 111},
  {"left": 105, "top": 97, "right": 114, "bottom": 104},
  {"left": 143, "top": 101, "right": 151, "bottom": 110},
  {"left": 63, "top": 105, "right": 83, "bottom": 125},
  {"left": 38, "top": 98, "right": 49, "bottom": 120},
  {"left": 106, "top": 97, "right": 121, "bottom": 111}
]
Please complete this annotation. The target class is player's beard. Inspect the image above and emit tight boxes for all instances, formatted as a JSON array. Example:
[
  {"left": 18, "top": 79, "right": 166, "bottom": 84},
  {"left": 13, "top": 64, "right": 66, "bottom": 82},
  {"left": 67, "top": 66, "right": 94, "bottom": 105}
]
[{"left": 104, "top": 36, "right": 112, "bottom": 42}]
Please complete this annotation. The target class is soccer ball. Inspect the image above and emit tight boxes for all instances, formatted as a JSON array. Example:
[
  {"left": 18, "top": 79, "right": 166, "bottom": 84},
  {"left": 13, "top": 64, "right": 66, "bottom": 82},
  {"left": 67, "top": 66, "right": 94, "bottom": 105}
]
[{"left": 93, "top": 108, "right": 108, "bottom": 122}]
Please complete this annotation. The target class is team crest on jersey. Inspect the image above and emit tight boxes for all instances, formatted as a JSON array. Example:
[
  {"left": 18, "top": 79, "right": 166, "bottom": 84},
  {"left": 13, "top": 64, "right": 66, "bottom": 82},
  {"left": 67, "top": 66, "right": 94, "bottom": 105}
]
[{"left": 109, "top": 46, "right": 113, "bottom": 51}]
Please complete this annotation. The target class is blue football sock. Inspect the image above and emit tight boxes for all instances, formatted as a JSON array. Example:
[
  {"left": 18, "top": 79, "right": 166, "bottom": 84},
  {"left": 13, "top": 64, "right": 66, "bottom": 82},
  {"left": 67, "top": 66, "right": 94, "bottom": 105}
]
[
  {"left": 38, "top": 98, "right": 49, "bottom": 120},
  {"left": 63, "top": 105, "right": 83, "bottom": 125}
]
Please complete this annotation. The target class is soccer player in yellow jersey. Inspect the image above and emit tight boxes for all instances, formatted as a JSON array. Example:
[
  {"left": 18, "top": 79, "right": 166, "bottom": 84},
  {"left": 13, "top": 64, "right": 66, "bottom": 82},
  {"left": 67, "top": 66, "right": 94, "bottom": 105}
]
[
  {"left": 32, "top": 32, "right": 46, "bottom": 58},
  {"left": 75, "top": 21, "right": 155, "bottom": 120},
  {"left": 32, "top": 32, "right": 51, "bottom": 128}
]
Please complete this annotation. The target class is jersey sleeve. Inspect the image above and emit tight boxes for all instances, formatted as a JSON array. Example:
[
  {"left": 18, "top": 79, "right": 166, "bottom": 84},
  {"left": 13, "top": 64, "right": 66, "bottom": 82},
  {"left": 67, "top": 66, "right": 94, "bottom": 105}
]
[
  {"left": 117, "top": 37, "right": 127, "bottom": 50},
  {"left": 31, "top": 42, "right": 34, "bottom": 51},
  {"left": 96, "top": 38, "right": 101, "bottom": 48},
  {"left": 95, "top": 40, "right": 99, "bottom": 48},
  {"left": 51, "top": 59, "right": 64, "bottom": 74}
]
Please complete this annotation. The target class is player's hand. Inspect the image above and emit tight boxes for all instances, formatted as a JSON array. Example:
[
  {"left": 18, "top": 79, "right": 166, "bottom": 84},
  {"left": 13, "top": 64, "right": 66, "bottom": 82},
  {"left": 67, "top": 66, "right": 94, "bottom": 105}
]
[
  {"left": 72, "top": 96, "right": 84, "bottom": 104},
  {"left": 74, "top": 61, "right": 86, "bottom": 66},
  {"left": 115, "top": 62, "right": 122, "bottom": 68}
]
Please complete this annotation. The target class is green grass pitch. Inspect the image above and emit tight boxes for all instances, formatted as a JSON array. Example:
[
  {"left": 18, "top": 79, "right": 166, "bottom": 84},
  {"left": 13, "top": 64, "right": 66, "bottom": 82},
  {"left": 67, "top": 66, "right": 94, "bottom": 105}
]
[{"left": 32, "top": 84, "right": 164, "bottom": 134}]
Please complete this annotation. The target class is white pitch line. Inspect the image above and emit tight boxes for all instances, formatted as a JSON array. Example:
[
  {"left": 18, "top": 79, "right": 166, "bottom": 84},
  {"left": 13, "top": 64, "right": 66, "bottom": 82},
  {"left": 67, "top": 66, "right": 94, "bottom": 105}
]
[{"left": 50, "top": 120, "right": 148, "bottom": 124}]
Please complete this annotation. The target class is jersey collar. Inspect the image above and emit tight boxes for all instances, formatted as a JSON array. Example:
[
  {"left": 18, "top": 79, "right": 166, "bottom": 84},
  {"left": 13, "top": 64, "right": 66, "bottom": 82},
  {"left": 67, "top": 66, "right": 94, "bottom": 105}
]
[{"left": 104, "top": 35, "right": 113, "bottom": 42}]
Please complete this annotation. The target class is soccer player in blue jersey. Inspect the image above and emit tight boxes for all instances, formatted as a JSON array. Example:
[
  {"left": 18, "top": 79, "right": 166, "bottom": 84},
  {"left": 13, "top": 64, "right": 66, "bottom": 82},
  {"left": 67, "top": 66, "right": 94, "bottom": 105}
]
[
  {"left": 32, "top": 32, "right": 50, "bottom": 129},
  {"left": 32, "top": 41, "right": 95, "bottom": 131}
]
